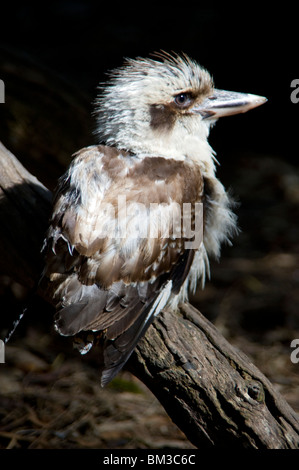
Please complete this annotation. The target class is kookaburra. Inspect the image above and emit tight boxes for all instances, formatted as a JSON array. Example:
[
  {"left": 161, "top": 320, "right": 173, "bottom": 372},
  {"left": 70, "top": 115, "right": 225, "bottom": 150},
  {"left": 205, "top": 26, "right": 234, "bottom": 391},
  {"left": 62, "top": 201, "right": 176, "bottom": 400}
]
[{"left": 41, "top": 52, "right": 266, "bottom": 386}]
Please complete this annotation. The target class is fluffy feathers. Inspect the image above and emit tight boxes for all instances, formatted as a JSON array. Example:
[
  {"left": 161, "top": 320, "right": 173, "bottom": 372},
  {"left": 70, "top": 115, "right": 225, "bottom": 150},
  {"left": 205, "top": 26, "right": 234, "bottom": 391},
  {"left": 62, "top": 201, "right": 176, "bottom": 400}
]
[{"left": 41, "top": 52, "right": 265, "bottom": 385}]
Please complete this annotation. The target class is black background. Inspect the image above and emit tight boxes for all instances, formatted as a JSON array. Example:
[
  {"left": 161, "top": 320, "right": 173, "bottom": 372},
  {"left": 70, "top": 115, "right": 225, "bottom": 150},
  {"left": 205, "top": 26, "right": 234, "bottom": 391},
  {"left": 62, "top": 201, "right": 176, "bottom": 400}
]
[
  {"left": 1, "top": 1, "right": 299, "bottom": 351},
  {"left": 1, "top": 1, "right": 299, "bottom": 451},
  {"left": 0, "top": 1, "right": 297, "bottom": 159},
  {"left": 1, "top": 3, "right": 299, "bottom": 349}
]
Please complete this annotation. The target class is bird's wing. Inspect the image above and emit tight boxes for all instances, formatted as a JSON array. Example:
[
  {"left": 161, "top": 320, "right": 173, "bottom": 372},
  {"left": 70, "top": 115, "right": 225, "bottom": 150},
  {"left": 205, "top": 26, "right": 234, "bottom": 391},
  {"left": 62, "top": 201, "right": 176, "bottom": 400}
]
[{"left": 41, "top": 145, "right": 203, "bottom": 385}]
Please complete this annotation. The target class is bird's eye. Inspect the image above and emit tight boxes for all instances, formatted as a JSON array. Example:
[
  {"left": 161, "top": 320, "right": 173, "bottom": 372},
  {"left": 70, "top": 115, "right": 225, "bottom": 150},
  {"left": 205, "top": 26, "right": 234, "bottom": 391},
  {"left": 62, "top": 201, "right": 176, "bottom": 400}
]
[{"left": 174, "top": 92, "right": 192, "bottom": 108}]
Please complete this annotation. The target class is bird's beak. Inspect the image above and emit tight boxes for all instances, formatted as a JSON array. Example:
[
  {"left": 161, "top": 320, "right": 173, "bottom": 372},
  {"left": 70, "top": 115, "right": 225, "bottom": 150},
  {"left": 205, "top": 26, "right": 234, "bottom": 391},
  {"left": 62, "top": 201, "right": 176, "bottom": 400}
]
[{"left": 192, "top": 89, "right": 267, "bottom": 119}]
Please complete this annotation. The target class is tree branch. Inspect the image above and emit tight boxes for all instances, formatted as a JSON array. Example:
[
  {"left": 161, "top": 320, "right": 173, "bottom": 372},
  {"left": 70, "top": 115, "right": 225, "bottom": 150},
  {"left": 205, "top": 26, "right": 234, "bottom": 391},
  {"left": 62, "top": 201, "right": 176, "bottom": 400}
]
[
  {"left": 1, "top": 141, "right": 299, "bottom": 449},
  {"left": 0, "top": 141, "right": 51, "bottom": 287}
]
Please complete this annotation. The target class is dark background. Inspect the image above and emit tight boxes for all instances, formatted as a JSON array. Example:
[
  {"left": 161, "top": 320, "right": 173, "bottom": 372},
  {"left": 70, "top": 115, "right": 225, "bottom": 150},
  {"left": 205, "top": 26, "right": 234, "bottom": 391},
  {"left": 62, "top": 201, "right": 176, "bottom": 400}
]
[
  {"left": 0, "top": 2, "right": 299, "bottom": 449},
  {"left": 0, "top": 2, "right": 297, "bottom": 158}
]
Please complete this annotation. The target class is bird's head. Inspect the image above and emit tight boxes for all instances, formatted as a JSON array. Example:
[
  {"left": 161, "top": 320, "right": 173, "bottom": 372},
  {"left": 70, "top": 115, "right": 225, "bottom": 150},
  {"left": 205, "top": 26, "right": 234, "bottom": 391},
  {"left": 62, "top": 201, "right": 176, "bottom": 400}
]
[{"left": 94, "top": 52, "right": 266, "bottom": 164}]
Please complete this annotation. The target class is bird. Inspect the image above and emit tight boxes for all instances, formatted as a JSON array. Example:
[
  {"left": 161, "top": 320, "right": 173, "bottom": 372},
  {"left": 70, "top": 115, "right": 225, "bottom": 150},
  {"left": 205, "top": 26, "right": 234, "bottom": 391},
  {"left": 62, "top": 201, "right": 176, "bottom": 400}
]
[{"left": 40, "top": 52, "right": 267, "bottom": 386}]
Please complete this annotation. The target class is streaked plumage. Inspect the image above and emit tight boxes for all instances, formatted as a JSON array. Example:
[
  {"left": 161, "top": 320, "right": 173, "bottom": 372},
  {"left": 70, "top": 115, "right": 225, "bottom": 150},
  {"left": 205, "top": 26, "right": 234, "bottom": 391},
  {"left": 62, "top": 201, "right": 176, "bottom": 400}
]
[{"left": 41, "top": 52, "right": 266, "bottom": 386}]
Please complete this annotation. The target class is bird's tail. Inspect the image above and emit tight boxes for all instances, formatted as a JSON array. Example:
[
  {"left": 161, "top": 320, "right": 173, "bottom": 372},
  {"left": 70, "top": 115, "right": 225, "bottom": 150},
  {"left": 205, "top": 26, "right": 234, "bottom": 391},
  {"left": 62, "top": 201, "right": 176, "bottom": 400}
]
[{"left": 100, "top": 280, "right": 173, "bottom": 387}]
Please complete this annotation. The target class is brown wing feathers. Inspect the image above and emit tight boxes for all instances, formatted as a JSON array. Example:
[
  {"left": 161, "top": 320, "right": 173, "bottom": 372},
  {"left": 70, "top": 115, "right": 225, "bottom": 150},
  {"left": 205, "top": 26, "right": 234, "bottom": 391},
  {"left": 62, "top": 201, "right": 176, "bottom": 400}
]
[{"left": 42, "top": 145, "right": 203, "bottom": 385}]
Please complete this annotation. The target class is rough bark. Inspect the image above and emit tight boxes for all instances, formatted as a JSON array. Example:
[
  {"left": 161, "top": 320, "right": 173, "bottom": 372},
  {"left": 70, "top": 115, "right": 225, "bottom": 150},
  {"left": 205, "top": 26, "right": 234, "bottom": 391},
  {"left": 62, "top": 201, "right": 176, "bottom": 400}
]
[
  {"left": 1, "top": 141, "right": 299, "bottom": 449},
  {"left": 131, "top": 306, "right": 299, "bottom": 448}
]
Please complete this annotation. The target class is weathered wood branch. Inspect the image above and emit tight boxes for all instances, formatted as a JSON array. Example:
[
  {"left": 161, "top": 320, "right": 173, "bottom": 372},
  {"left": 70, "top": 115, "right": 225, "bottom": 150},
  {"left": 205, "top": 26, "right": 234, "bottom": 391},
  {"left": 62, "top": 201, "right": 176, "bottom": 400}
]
[{"left": 1, "top": 141, "right": 299, "bottom": 449}]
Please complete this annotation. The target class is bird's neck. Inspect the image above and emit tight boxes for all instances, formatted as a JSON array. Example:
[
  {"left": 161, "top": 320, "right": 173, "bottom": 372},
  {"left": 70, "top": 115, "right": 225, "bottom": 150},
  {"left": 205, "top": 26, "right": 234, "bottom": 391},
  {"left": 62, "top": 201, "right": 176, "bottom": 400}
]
[{"left": 115, "top": 130, "right": 218, "bottom": 179}]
